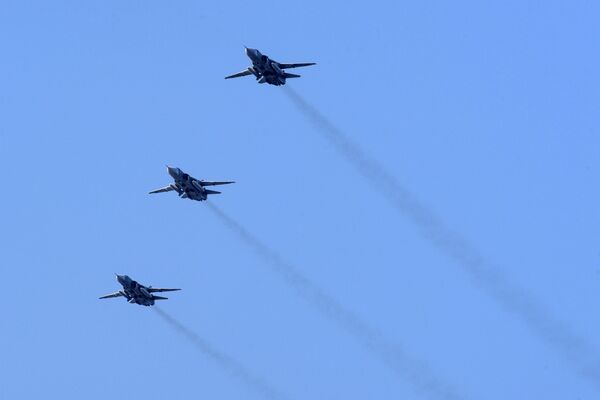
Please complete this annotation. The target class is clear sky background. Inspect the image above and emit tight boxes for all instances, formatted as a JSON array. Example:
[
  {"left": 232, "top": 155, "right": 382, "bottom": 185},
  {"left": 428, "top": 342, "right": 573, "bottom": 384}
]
[{"left": 1, "top": 1, "right": 599, "bottom": 399}]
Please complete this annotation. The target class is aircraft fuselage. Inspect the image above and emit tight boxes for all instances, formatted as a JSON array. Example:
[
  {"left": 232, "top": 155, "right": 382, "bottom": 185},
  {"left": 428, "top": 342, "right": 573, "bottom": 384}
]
[
  {"left": 117, "top": 275, "right": 157, "bottom": 306},
  {"left": 246, "top": 48, "right": 287, "bottom": 86},
  {"left": 169, "top": 167, "right": 209, "bottom": 201}
]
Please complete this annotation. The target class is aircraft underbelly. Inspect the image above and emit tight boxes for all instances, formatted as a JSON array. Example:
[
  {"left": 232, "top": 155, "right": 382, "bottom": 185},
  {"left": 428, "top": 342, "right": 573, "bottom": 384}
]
[{"left": 186, "top": 188, "right": 206, "bottom": 201}]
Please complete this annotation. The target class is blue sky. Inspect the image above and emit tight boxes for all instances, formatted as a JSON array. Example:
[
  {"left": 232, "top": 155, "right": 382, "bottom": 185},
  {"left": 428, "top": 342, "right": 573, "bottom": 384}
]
[{"left": 1, "top": 1, "right": 599, "bottom": 399}]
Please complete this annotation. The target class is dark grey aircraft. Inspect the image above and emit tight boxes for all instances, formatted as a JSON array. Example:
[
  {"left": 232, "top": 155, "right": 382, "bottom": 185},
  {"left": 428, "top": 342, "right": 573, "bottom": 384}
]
[
  {"left": 99, "top": 274, "right": 181, "bottom": 306},
  {"left": 149, "top": 166, "right": 234, "bottom": 201},
  {"left": 225, "top": 47, "right": 315, "bottom": 86}
]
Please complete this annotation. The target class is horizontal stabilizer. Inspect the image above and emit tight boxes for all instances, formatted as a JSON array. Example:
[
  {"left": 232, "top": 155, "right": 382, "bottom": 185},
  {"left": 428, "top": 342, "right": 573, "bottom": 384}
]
[
  {"left": 284, "top": 73, "right": 301, "bottom": 79},
  {"left": 152, "top": 296, "right": 169, "bottom": 300},
  {"left": 204, "top": 189, "right": 221, "bottom": 195}
]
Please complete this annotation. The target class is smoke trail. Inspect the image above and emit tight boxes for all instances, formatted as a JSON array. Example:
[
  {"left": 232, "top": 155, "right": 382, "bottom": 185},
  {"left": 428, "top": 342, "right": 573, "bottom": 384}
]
[
  {"left": 206, "top": 201, "right": 463, "bottom": 400},
  {"left": 282, "top": 86, "right": 600, "bottom": 385},
  {"left": 153, "top": 306, "right": 290, "bottom": 400}
]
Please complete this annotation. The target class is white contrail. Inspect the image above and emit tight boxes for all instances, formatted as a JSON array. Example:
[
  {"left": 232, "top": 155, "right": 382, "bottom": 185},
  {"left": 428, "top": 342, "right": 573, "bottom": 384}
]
[
  {"left": 154, "top": 306, "right": 291, "bottom": 400},
  {"left": 282, "top": 86, "right": 600, "bottom": 387},
  {"left": 206, "top": 202, "right": 464, "bottom": 400}
]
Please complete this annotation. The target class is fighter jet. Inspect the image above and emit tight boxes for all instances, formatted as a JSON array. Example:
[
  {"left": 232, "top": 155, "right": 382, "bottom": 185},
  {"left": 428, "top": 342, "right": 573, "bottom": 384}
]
[
  {"left": 225, "top": 47, "right": 315, "bottom": 86},
  {"left": 99, "top": 274, "right": 181, "bottom": 306},
  {"left": 149, "top": 166, "right": 234, "bottom": 201}
]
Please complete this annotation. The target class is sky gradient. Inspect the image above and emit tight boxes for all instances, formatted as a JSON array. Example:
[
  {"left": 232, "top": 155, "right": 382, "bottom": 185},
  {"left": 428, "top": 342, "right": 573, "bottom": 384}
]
[{"left": 1, "top": 1, "right": 599, "bottom": 399}]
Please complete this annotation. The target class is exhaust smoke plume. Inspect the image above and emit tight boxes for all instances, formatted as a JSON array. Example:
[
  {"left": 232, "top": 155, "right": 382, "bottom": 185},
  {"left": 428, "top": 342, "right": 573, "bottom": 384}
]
[
  {"left": 282, "top": 86, "right": 600, "bottom": 385},
  {"left": 206, "top": 202, "right": 463, "bottom": 400},
  {"left": 154, "top": 306, "right": 290, "bottom": 400}
]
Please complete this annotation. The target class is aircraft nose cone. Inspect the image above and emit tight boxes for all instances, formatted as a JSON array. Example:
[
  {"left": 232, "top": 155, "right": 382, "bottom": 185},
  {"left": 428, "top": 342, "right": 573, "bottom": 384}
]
[{"left": 167, "top": 165, "right": 178, "bottom": 176}]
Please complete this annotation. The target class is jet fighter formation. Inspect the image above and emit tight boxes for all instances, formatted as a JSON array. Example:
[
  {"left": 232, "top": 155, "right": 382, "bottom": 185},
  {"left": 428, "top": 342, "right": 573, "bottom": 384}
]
[
  {"left": 102, "top": 47, "right": 314, "bottom": 306},
  {"left": 149, "top": 166, "right": 235, "bottom": 202},
  {"left": 225, "top": 47, "right": 315, "bottom": 86},
  {"left": 99, "top": 274, "right": 181, "bottom": 306}
]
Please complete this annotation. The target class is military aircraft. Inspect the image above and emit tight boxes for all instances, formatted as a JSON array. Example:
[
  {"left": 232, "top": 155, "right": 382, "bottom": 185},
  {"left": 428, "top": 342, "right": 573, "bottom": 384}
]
[
  {"left": 149, "top": 166, "right": 234, "bottom": 201},
  {"left": 99, "top": 274, "right": 181, "bottom": 306},
  {"left": 225, "top": 47, "right": 315, "bottom": 86}
]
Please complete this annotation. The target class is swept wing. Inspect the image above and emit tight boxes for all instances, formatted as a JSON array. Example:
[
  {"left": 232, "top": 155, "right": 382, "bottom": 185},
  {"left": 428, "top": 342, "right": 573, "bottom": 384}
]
[
  {"left": 225, "top": 69, "right": 253, "bottom": 79},
  {"left": 148, "top": 288, "right": 181, "bottom": 293},
  {"left": 99, "top": 291, "right": 124, "bottom": 299},
  {"left": 278, "top": 62, "right": 316, "bottom": 69},
  {"left": 198, "top": 180, "right": 235, "bottom": 187},
  {"left": 149, "top": 186, "right": 175, "bottom": 194}
]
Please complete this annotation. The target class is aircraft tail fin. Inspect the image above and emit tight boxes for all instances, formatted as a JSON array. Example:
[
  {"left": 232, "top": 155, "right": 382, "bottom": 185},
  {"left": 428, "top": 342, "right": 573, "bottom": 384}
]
[{"left": 205, "top": 189, "right": 222, "bottom": 195}]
